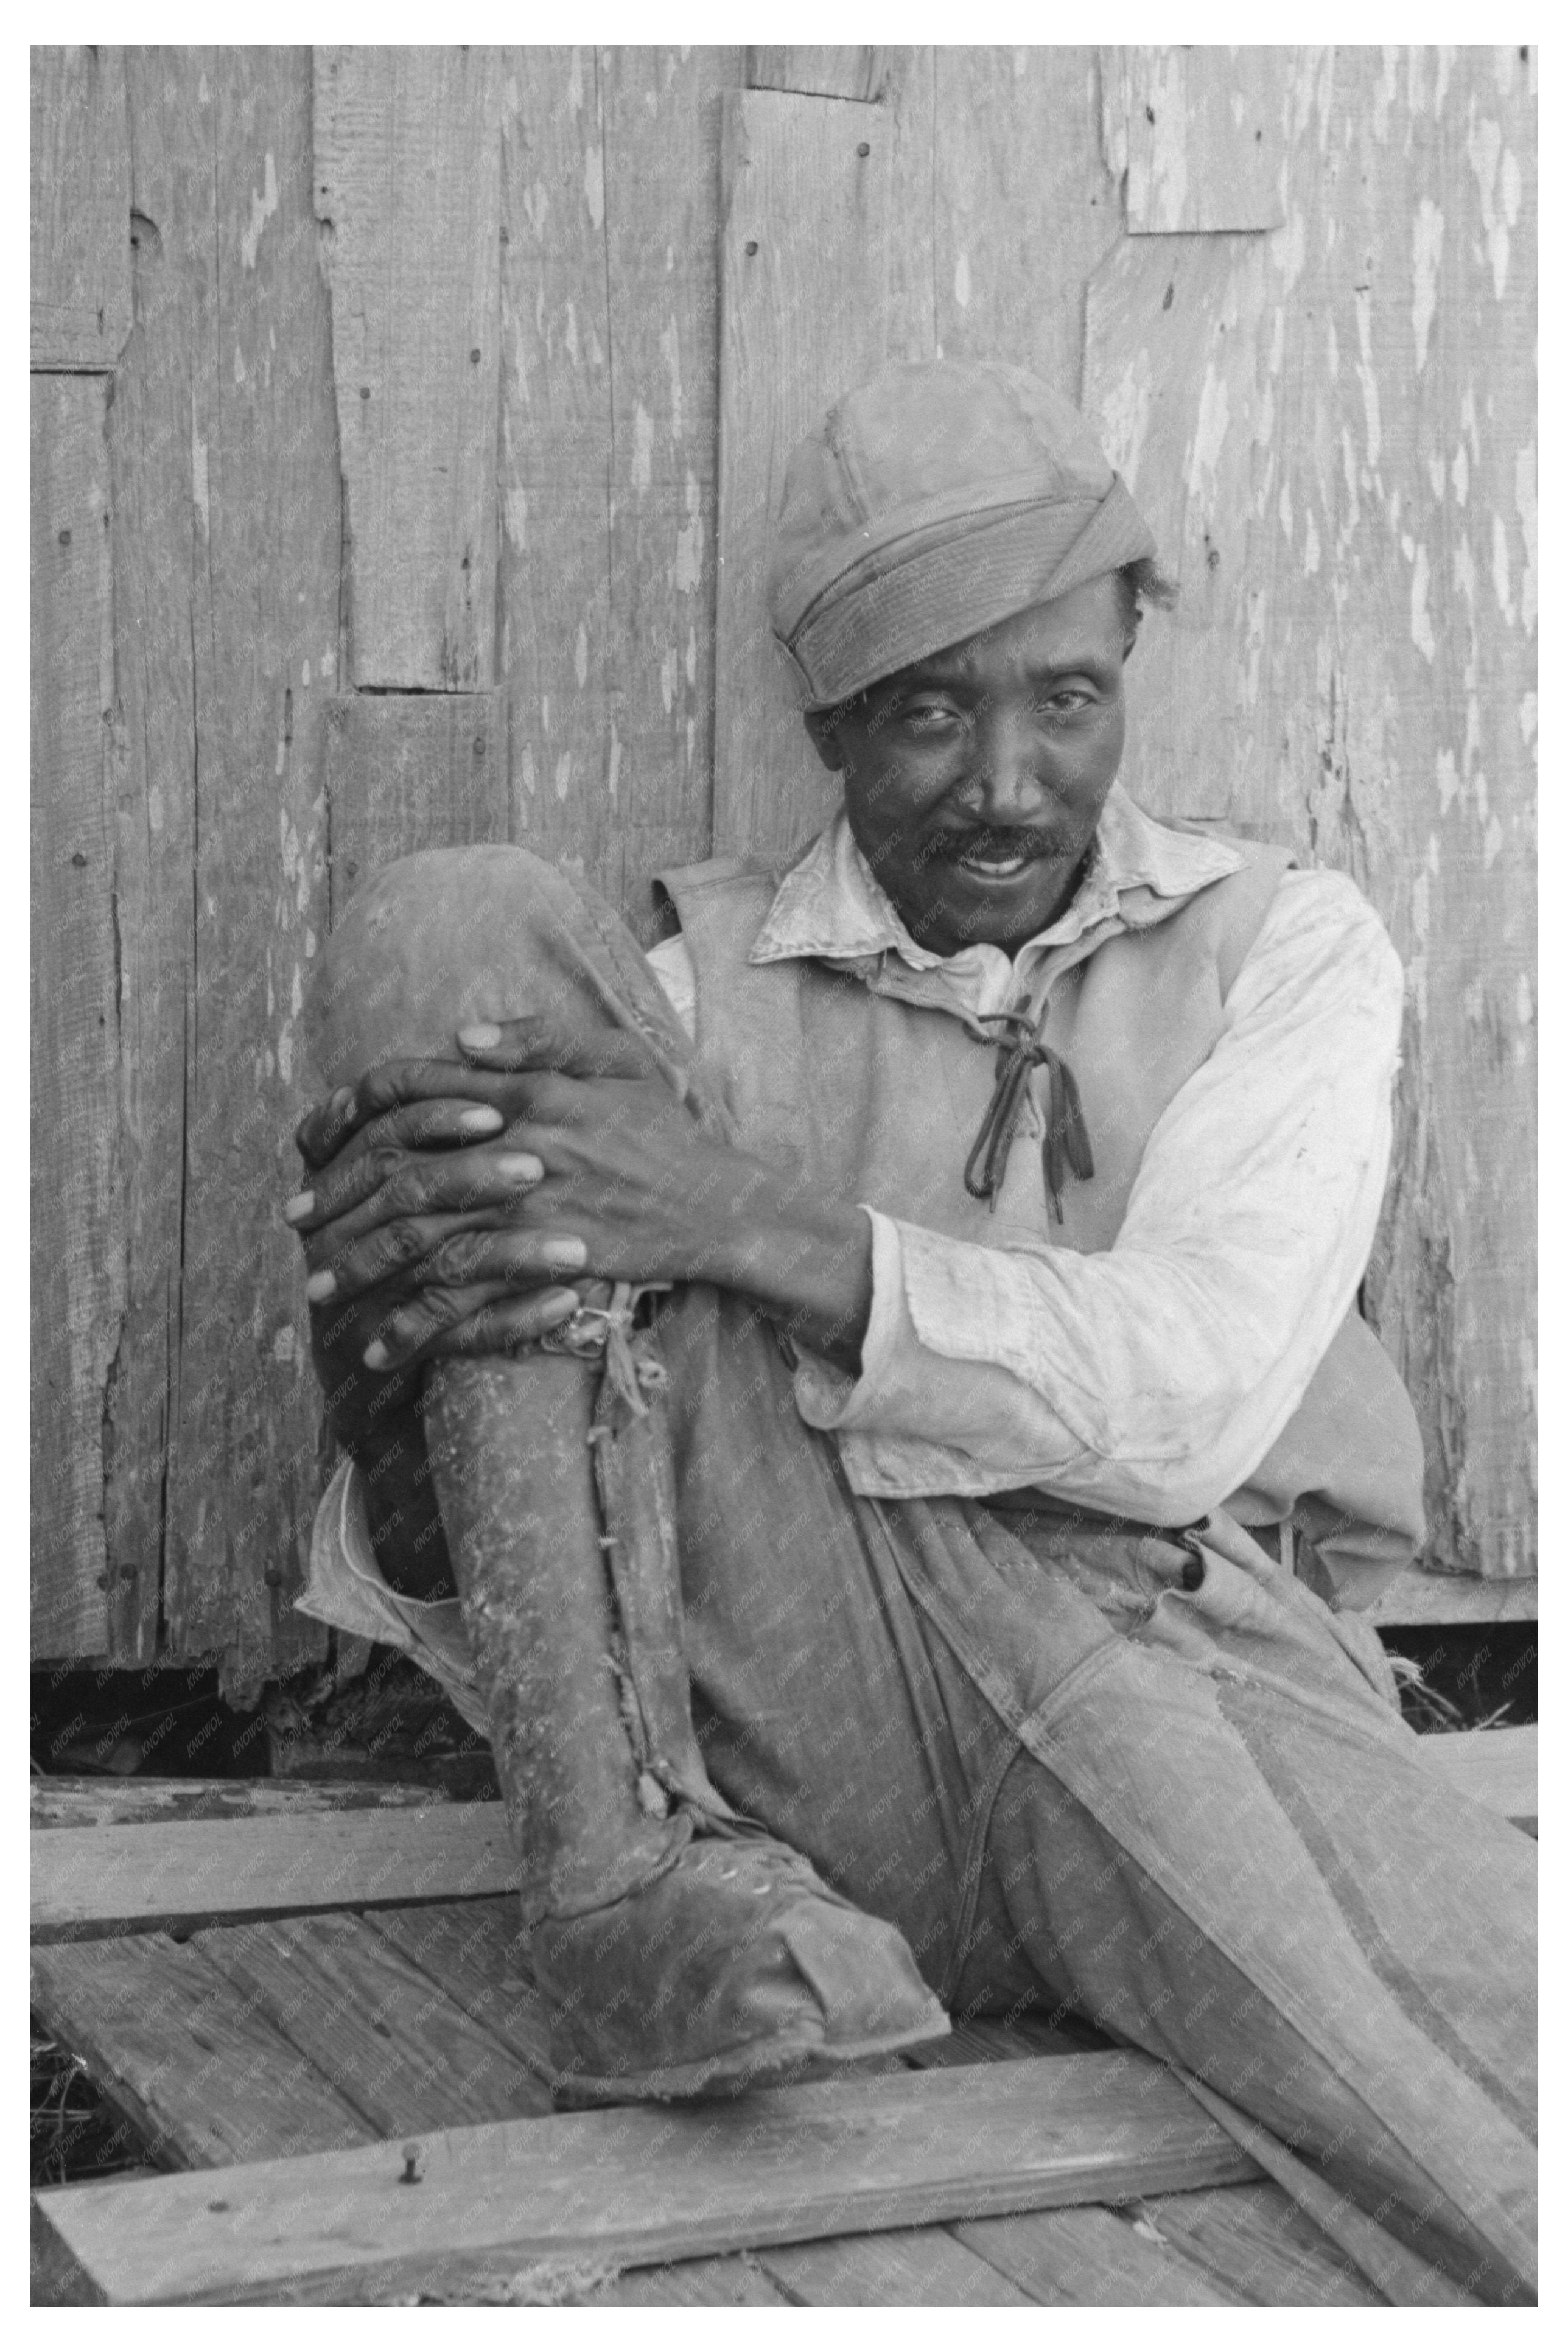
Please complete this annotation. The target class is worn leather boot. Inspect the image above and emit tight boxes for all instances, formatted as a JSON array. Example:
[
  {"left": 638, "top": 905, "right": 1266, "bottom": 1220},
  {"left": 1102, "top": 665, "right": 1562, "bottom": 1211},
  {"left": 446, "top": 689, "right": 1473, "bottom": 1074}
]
[{"left": 423, "top": 1311, "right": 947, "bottom": 2104}]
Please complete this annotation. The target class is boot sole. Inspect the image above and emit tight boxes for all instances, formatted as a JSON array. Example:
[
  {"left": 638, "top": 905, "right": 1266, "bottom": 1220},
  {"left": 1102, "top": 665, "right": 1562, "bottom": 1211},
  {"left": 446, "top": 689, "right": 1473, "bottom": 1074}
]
[{"left": 551, "top": 2007, "right": 951, "bottom": 2109}]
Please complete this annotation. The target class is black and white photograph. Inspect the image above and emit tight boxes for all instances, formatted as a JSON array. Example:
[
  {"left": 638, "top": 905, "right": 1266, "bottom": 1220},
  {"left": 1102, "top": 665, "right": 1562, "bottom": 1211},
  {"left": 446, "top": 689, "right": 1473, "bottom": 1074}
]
[{"left": 29, "top": 29, "right": 1538, "bottom": 2312}]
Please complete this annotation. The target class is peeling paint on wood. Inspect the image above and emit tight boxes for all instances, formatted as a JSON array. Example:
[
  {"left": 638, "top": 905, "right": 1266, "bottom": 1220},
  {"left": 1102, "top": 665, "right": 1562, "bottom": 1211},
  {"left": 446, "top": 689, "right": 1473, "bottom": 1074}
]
[
  {"left": 600, "top": 46, "right": 738, "bottom": 926},
  {"left": 713, "top": 60, "right": 936, "bottom": 863},
  {"left": 30, "top": 47, "right": 133, "bottom": 371},
  {"left": 1084, "top": 231, "right": 1265, "bottom": 818},
  {"left": 314, "top": 47, "right": 505, "bottom": 691},
  {"left": 30, "top": 375, "right": 124, "bottom": 1655},
  {"left": 496, "top": 49, "right": 614, "bottom": 875},
  {"left": 935, "top": 47, "right": 1120, "bottom": 400},
  {"left": 1083, "top": 46, "right": 1536, "bottom": 1581},
  {"left": 1106, "top": 47, "right": 1290, "bottom": 235},
  {"left": 496, "top": 47, "right": 735, "bottom": 930}
]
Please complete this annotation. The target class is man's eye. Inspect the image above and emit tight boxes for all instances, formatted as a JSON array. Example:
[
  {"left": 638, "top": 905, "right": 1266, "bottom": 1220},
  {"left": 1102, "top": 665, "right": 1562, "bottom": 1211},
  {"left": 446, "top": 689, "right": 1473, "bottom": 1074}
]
[
  {"left": 901, "top": 703, "right": 959, "bottom": 733},
  {"left": 1041, "top": 689, "right": 1093, "bottom": 718}
]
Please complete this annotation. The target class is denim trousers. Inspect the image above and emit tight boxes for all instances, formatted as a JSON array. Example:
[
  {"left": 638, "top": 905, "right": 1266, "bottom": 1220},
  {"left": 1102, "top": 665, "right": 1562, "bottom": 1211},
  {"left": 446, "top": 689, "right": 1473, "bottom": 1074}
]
[{"left": 306, "top": 847, "right": 1537, "bottom": 2303}]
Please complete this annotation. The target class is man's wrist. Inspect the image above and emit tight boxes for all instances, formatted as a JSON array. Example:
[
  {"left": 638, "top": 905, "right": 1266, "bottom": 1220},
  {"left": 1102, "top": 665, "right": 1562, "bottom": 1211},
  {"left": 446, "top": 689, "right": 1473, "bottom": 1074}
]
[{"left": 700, "top": 1175, "right": 874, "bottom": 1372}]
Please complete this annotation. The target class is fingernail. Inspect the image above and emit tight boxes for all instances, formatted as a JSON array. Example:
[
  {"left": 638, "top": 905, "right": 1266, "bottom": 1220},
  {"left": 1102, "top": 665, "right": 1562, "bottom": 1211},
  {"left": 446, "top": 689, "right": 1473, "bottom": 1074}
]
[
  {"left": 458, "top": 1022, "right": 502, "bottom": 1050},
  {"left": 363, "top": 1340, "right": 390, "bottom": 1370},
  {"left": 494, "top": 1152, "right": 543, "bottom": 1183},
  {"left": 541, "top": 1289, "right": 581, "bottom": 1319},
  {"left": 459, "top": 1105, "right": 503, "bottom": 1134},
  {"left": 305, "top": 1269, "right": 337, "bottom": 1303},
  {"left": 329, "top": 1087, "right": 353, "bottom": 1115},
  {"left": 284, "top": 1191, "right": 315, "bottom": 1225},
  {"left": 540, "top": 1236, "right": 589, "bottom": 1271}
]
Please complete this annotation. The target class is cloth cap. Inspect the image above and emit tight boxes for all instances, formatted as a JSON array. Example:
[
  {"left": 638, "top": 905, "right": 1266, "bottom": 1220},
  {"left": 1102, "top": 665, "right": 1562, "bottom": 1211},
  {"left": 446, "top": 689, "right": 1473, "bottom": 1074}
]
[{"left": 768, "top": 359, "right": 1158, "bottom": 709}]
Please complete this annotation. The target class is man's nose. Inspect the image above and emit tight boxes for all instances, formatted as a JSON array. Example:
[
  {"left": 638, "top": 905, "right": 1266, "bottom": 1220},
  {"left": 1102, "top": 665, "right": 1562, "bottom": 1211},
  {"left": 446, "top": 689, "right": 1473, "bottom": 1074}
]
[{"left": 964, "top": 709, "right": 1051, "bottom": 823}]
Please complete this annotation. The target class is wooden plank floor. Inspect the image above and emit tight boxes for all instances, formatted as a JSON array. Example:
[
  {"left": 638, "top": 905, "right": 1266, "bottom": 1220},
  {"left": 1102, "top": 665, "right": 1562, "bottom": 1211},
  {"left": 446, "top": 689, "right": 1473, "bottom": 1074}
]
[{"left": 35, "top": 1768, "right": 1528, "bottom": 2306}]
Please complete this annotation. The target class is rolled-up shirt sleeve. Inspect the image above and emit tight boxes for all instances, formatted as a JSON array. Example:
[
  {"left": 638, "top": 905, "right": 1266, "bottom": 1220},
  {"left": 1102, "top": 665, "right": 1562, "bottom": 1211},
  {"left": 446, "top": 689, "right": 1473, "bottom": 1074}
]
[{"left": 792, "top": 869, "right": 1404, "bottom": 1525}]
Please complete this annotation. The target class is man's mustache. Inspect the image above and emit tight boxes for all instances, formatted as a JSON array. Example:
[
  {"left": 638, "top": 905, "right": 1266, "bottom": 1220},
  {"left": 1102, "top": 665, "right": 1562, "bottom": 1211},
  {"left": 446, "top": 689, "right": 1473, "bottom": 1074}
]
[{"left": 917, "top": 828, "right": 1056, "bottom": 867}]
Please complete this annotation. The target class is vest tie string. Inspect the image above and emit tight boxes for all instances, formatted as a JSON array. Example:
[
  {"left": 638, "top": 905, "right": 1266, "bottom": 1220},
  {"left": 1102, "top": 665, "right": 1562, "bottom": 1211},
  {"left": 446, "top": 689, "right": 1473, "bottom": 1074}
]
[{"left": 961, "top": 1007, "right": 1094, "bottom": 1222}]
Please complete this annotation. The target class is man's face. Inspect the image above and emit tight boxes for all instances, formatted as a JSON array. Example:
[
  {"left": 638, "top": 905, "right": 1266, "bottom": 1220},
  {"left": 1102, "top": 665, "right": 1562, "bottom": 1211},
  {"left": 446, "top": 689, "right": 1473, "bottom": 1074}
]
[{"left": 806, "top": 573, "right": 1132, "bottom": 957}]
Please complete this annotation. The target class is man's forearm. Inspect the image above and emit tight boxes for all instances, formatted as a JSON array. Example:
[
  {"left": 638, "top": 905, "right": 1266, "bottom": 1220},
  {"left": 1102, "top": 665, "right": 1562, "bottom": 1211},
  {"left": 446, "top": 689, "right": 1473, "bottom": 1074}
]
[{"left": 703, "top": 1178, "right": 874, "bottom": 1373}]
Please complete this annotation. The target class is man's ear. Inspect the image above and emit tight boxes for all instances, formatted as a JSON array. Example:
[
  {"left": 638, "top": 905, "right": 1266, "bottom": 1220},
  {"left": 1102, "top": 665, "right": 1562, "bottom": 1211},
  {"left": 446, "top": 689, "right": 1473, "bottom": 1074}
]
[{"left": 803, "top": 707, "right": 845, "bottom": 773}]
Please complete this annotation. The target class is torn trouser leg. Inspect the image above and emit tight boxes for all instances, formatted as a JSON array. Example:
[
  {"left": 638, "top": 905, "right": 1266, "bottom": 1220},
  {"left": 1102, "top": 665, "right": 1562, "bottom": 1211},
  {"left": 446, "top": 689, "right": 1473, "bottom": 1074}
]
[{"left": 304, "top": 846, "right": 946, "bottom": 2102}]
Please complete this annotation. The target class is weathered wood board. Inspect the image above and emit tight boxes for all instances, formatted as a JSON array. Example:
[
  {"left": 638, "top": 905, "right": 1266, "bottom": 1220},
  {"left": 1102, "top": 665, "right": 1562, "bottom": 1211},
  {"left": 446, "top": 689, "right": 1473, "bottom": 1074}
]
[
  {"left": 32, "top": 1802, "right": 517, "bottom": 1943},
  {"left": 253, "top": 2245, "right": 794, "bottom": 2309},
  {"left": 952, "top": 2203, "right": 1241, "bottom": 2305},
  {"left": 598, "top": 46, "right": 740, "bottom": 929},
  {"left": 1083, "top": 45, "right": 1537, "bottom": 1583},
  {"left": 191, "top": 1911, "right": 551, "bottom": 2132},
  {"left": 587, "top": 2254, "right": 790, "bottom": 2308},
  {"left": 41, "top": 48, "right": 345, "bottom": 1673},
  {"left": 107, "top": 52, "right": 345, "bottom": 1690},
  {"left": 325, "top": 691, "right": 511, "bottom": 915},
  {"left": 1370, "top": 1570, "right": 1538, "bottom": 1628},
  {"left": 314, "top": 46, "right": 504, "bottom": 690},
  {"left": 754, "top": 2224, "right": 1035, "bottom": 2305},
  {"left": 92, "top": 96, "right": 199, "bottom": 1666},
  {"left": 30, "top": 1930, "right": 373, "bottom": 2169},
  {"left": 30, "top": 46, "right": 133, "bottom": 369},
  {"left": 746, "top": 49, "right": 889, "bottom": 102},
  {"left": 1102, "top": 47, "right": 1290, "bottom": 233},
  {"left": 495, "top": 46, "right": 737, "bottom": 931},
  {"left": 1084, "top": 229, "right": 1274, "bottom": 821},
  {"left": 495, "top": 47, "right": 614, "bottom": 871},
  {"left": 31, "top": 374, "right": 124, "bottom": 1658},
  {"left": 713, "top": 64, "right": 936, "bottom": 863},
  {"left": 1139, "top": 2180, "right": 1381, "bottom": 2306},
  {"left": 369, "top": 1897, "right": 553, "bottom": 2081},
  {"left": 32, "top": 2051, "right": 1260, "bottom": 2304},
  {"left": 30, "top": 1775, "right": 450, "bottom": 1831},
  {"left": 934, "top": 48, "right": 1121, "bottom": 402}
]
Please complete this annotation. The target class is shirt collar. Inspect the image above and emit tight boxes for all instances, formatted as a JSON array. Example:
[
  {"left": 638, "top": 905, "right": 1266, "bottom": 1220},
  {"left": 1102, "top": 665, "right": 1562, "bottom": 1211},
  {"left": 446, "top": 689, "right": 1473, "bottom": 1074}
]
[{"left": 748, "top": 785, "right": 1247, "bottom": 974}]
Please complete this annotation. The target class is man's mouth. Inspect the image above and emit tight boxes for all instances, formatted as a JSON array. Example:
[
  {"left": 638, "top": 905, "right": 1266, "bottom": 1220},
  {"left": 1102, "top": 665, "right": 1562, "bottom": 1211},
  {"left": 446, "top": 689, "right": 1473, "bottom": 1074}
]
[{"left": 932, "top": 833, "right": 1052, "bottom": 882}]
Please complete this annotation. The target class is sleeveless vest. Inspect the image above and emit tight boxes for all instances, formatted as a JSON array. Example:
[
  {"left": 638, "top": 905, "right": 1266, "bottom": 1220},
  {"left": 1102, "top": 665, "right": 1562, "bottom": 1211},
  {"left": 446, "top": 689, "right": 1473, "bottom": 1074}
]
[{"left": 659, "top": 841, "right": 1426, "bottom": 1604}]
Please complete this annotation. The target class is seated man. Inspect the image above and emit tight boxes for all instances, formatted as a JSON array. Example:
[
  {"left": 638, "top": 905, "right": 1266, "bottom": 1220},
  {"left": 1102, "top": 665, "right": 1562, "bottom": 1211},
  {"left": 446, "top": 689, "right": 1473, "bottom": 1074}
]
[{"left": 288, "top": 362, "right": 1535, "bottom": 2298}]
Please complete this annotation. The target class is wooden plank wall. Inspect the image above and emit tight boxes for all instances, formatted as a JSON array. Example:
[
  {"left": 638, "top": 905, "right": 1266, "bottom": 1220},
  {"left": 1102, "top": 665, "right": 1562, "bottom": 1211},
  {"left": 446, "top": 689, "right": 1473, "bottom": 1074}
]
[
  {"left": 30, "top": 44, "right": 739, "bottom": 1686},
  {"left": 30, "top": 46, "right": 1535, "bottom": 1686},
  {"left": 34, "top": 46, "right": 345, "bottom": 1684}
]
